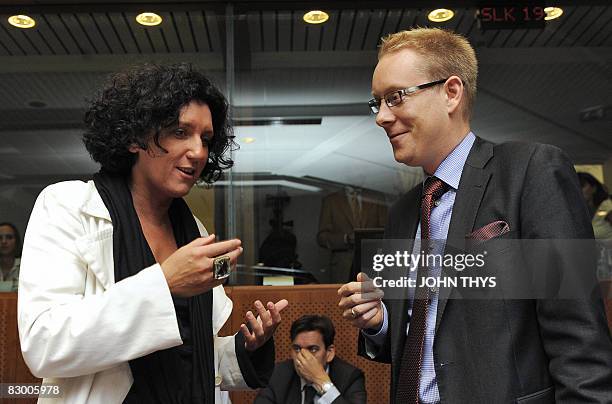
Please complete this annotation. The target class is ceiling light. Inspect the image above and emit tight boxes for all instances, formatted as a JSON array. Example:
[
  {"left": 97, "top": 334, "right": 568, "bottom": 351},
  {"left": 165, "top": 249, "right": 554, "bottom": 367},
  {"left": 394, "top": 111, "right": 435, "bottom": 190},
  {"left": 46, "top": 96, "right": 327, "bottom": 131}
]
[
  {"left": 544, "top": 7, "right": 563, "bottom": 21},
  {"left": 303, "top": 10, "right": 329, "bottom": 24},
  {"left": 136, "top": 12, "right": 162, "bottom": 26},
  {"left": 428, "top": 9, "right": 454, "bottom": 22},
  {"left": 8, "top": 15, "right": 36, "bottom": 29},
  {"left": 242, "top": 137, "right": 256, "bottom": 144}
]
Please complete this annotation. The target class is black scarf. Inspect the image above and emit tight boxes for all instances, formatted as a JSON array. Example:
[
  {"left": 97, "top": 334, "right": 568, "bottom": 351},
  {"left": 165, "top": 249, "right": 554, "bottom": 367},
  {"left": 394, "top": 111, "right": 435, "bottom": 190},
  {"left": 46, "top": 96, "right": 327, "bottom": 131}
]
[{"left": 93, "top": 171, "right": 215, "bottom": 404}]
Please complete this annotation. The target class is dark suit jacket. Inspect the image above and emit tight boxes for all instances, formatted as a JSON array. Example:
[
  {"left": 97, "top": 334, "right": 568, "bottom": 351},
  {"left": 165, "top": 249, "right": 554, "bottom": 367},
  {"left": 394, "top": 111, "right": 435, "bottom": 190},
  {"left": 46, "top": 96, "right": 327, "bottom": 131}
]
[
  {"left": 254, "top": 357, "right": 367, "bottom": 404},
  {"left": 318, "top": 190, "right": 387, "bottom": 283},
  {"left": 358, "top": 137, "right": 612, "bottom": 403}
]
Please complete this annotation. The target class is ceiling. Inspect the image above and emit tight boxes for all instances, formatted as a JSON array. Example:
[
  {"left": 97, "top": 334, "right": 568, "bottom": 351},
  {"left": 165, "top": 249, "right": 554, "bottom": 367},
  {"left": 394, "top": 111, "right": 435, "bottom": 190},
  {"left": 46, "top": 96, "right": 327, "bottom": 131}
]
[{"left": 0, "top": 1, "right": 610, "bottom": 197}]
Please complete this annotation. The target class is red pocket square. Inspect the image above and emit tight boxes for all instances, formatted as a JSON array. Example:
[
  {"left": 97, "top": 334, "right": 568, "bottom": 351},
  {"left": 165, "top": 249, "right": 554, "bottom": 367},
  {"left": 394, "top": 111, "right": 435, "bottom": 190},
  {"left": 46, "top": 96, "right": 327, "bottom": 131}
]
[{"left": 467, "top": 220, "right": 510, "bottom": 241}]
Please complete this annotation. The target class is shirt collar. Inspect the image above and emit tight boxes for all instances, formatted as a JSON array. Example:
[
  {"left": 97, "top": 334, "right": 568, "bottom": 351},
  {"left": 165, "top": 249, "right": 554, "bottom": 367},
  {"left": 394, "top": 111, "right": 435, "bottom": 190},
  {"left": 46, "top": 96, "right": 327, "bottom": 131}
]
[
  {"left": 426, "top": 131, "right": 476, "bottom": 190},
  {"left": 81, "top": 180, "right": 112, "bottom": 221}
]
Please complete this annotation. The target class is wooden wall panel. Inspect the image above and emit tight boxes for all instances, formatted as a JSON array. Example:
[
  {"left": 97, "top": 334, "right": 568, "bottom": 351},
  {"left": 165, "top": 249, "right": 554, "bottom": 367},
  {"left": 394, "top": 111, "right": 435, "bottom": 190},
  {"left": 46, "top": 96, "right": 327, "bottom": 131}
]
[
  {"left": 0, "top": 293, "right": 38, "bottom": 404},
  {"left": 0, "top": 294, "right": 17, "bottom": 384}
]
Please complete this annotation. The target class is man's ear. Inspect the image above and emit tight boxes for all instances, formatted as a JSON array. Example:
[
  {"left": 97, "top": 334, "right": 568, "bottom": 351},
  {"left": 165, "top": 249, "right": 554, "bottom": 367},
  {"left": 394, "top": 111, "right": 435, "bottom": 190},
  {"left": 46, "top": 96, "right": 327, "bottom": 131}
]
[
  {"left": 444, "top": 75, "right": 464, "bottom": 115},
  {"left": 325, "top": 344, "right": 336, "bottom": 364}
]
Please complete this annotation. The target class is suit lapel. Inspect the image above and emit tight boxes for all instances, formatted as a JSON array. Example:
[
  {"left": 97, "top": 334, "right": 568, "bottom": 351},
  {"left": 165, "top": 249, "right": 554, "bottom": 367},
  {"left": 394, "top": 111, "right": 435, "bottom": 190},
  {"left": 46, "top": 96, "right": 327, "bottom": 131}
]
[
  {"left": 387, "top": 188, "right": 422, "bottom": 367},
  {"left": 328, "top": 359, "right": 341, "bottom": 391},
  {"left": 435, "top": 137, "right": 493, "bottom": 332},
  {"left": 287, "top": 370, "right": 302, "bottom": 404},
  {"left": 392, "top": 190, "right": 421, "bottom": 241},
  {"left": 74, "top": 181, "right": 114, "bottom": 289}
]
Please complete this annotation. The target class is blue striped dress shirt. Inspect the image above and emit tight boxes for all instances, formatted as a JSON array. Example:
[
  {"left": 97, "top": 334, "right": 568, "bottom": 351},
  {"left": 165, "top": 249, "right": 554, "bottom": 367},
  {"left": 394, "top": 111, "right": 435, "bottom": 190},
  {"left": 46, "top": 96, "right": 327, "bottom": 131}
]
[{"left": 363, "top": 132, "right": 476, "bottom": 403}]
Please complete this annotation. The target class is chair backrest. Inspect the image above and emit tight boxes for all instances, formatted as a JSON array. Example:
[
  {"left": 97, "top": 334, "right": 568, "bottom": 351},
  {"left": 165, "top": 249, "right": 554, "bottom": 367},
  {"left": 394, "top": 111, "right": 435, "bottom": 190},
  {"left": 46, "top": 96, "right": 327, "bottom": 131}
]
[
  {"left": 601, "top": 280, "right": 612, "bottom": 333},
  {"left": 0, "top": 293, "right": 39, "bottom": 404}
]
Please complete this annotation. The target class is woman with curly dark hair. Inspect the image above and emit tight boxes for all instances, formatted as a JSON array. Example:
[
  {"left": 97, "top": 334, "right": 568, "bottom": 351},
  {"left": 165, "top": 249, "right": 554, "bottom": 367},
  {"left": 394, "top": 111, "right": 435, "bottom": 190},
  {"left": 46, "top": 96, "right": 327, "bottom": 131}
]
[{"left": 18, "top": 63, "right": 287, "bottom": 403}]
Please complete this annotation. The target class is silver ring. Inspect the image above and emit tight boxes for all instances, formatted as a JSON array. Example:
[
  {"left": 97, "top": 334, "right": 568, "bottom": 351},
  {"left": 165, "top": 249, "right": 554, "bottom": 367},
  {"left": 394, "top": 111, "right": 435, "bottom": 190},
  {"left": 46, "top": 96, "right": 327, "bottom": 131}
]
[
  {"left": 350, "top": 307, "right": 358, "bottom": 318},
  {"left": 213, "top": 255, "right": 231, "bottom": 280}
]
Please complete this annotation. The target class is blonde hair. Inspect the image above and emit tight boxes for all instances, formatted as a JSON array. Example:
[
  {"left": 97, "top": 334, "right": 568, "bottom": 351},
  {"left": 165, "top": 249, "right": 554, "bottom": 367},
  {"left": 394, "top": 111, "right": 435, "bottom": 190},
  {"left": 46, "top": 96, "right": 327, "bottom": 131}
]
[{"left": 379, "top": 28, "right": 478, "bottom": 120}]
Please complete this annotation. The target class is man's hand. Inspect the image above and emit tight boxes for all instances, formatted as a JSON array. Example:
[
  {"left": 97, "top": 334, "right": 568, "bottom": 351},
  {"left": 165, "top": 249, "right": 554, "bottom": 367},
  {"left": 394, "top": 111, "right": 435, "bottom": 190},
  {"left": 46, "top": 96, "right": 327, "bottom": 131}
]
[
  {"left": 293, "top": 350, "right": 331, "bottom": 390},
  {"left": 338, "top": 272, "right": 384, "bottom": 330},
  {"left": 240, "top": 299, "right": 289, "bottom": 352},
  {"left": 161, "top": 235, "right": 242, "bottom": 298}
]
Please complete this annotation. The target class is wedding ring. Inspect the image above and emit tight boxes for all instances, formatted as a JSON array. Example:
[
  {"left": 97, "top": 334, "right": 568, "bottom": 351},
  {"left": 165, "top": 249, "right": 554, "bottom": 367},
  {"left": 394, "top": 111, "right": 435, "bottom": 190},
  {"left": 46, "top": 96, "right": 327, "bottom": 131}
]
[
  {"left": 213, "top": 255, "right": 231, "bottom": 280},
  {"left": 351, "top": 307, "right": 358, "bottom": 318}
]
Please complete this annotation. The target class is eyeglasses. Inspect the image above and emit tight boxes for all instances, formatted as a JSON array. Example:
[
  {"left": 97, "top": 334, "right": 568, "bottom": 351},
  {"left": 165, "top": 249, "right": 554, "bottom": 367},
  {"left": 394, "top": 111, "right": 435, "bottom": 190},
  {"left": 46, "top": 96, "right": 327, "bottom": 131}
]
[{"left": 368, "top": 78, "right": 448, "bottom": 114}]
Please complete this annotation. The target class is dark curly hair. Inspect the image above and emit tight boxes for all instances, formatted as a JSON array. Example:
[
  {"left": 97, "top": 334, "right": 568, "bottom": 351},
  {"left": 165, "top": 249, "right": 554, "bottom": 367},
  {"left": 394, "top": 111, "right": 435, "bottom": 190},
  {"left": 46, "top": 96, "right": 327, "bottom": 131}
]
[
  {"left": 83, "top": 63, "right": 236, "bottom": 184},
  {"left": 578, "top": 172, "right": 609, "bottom": 212}
]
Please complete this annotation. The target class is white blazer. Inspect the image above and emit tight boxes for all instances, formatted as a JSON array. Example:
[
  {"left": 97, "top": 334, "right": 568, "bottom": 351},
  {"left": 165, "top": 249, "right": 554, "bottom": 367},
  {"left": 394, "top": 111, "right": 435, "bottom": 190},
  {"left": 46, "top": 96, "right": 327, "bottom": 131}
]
[{"left": 18, "top": 180, "right": 247, "bottom": 403}]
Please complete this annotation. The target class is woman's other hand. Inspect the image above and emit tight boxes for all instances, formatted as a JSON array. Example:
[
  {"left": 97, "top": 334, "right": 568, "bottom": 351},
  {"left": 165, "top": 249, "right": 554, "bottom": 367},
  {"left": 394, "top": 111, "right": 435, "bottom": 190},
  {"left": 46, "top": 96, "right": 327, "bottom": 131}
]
[{"left": 240, "top": 299, "right": 289, "bottom": 352}]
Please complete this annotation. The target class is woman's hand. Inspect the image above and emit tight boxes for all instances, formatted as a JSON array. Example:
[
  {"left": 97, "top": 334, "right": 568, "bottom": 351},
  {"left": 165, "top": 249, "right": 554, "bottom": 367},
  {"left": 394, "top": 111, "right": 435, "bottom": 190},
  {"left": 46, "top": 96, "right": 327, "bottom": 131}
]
[
  {"left": 160, "top": 235, "right": 242, "bottom": 298},
  {"left": 240, "top": 299, "right": 289, "bottom": 352}
]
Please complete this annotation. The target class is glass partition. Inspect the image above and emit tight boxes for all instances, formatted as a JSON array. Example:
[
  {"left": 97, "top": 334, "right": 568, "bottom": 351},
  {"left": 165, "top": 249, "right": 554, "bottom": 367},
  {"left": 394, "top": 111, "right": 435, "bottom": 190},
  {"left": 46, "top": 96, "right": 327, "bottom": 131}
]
[{"left": 1, "top": 2, "right": 611, "bottom": 289}]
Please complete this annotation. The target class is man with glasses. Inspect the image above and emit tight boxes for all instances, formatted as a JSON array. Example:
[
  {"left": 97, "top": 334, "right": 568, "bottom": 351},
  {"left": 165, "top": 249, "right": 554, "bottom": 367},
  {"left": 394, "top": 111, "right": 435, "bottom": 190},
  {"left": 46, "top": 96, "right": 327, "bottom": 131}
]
[{"left": 338, "top": 28, "right": 612, "bottom": 403}]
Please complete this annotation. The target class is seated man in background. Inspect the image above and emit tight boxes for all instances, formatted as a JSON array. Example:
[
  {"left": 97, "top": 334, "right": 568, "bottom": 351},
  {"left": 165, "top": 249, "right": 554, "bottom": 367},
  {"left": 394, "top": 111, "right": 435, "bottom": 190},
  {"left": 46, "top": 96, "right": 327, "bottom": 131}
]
[{"left": 256, "top": 315, "right": 366, "bottom": 404}]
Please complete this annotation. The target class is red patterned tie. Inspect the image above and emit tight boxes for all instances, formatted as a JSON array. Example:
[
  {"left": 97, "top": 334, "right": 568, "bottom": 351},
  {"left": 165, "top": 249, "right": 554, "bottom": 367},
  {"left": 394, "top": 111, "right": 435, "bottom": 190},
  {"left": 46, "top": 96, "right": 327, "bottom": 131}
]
[{"left": 395, "top": 176, "right": 448, "bottom": 403}]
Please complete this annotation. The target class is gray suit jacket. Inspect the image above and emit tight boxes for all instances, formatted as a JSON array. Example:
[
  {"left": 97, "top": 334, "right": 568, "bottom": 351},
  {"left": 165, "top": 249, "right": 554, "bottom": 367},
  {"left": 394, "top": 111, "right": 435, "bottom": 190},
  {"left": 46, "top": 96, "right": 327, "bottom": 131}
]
[{"left": 358, "top": 137, "right": 612, "bottom": 403}]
